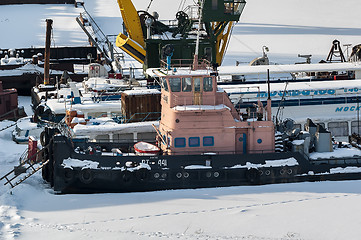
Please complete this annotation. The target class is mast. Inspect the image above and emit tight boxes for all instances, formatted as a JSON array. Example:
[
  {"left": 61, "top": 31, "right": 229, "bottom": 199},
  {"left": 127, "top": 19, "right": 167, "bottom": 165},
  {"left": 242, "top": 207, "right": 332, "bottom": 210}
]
[
  {"left": 267, "top": 69, "right": 272, "bottom": 121},
  {"left": 192, "top": 0, "right": 204, "bottom": 70}
]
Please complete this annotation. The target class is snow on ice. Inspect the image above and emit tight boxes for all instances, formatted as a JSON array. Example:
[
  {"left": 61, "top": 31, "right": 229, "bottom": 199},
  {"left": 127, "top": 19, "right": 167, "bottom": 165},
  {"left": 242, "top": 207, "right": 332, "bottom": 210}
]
[{"left": 1, "top": 0, "right": 361, "bottom": 239}]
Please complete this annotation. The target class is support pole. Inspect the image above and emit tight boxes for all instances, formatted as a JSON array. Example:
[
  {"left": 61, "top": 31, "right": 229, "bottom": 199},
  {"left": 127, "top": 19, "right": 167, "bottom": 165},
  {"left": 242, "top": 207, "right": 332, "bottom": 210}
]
[{"left": 44, "top": 19, "right": 53, "bottom": 85}]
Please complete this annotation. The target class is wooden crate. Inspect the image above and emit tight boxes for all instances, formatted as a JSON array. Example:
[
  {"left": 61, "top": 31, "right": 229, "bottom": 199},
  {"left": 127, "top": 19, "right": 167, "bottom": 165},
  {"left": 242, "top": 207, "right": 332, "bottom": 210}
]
[{"left": 121, "top": 89, "right": 161, "bottom": 123}]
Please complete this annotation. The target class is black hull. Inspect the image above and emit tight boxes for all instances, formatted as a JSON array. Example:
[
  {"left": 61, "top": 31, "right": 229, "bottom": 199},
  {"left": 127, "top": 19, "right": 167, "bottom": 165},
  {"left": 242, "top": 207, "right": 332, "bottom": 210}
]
[{"left": 43, "top": 134, "right": 361, "bottom": 194}]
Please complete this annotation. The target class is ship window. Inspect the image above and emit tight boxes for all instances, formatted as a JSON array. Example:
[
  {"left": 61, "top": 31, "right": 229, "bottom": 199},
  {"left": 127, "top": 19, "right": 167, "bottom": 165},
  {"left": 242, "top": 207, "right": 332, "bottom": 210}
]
[
  {"left": 224, "top": 2, "right": 234, "bottom": 14},
  {"left": 174, "top": 137, "right": 186, "bottom": 148},
  {"left": 169, "top": 77, "right": 181, "bottom": 92},
  {"left": 189, "top": 137, "right": 200, "bottom": 147},
  {"left": 194, "top": 78, "right": 201, "bottom": 92},
  {"left": 234, "top": 1, "right": 246, "bottom": 15},
  {"left": 212, "top": 0, "right": 218, "bottom": 10},
  {"left": 182, "top": 77, "right": 192, "bottom": 92},
  {"left": 328, "top": 121, "right": 348, "bottom": 137},
  {"left": 351, "top": 121, "right": 361, "bottom": 135},
  {"left": 162, "top": 78, "right": 168, "bottom": 92},
  {"left": 203, "top": 136, "right": 214, "bottom": 146},
  {"left": 203, "top": 77, "right": 213, "bottom": 92}
]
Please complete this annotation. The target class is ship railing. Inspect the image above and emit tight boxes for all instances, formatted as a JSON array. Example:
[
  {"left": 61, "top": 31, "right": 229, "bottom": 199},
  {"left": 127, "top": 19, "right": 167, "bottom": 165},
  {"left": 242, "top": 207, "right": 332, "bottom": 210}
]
[
  {"left": 171, "top": 89, "right": 227, "bottom": 110},
  {"left": 183, "top": 5, "right": 201, "bottom": 20},
  {"left": 70, "top": 138, "right": 157, "bottom": 154},
  {"left": 310, "top": 156, "right": 361, "bottom": 165},
  {"left": 160, "top": 58, "right": 212, "bottom": 71},
  {"left": 166, "top": 149, "right": 276, "bottom": 156},
  {"left": 114, "top": 112, "right": 161, "bottom": 124}
]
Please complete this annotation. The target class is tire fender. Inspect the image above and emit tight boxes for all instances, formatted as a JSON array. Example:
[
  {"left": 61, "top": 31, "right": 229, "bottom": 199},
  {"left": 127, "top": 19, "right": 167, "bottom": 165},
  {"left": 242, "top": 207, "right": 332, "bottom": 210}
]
[{"left": 79, "top": 168, "right": 94, "bottom": 184}]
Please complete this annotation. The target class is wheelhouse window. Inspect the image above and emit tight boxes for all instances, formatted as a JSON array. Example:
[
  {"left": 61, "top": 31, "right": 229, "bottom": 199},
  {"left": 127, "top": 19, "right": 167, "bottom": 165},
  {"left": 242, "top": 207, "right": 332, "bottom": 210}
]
[
  {"left": 174, "top": 138, "right": 186, "bottom": 148},
  {"left": 203, "top": 77, "right": 213, "bottom": 92},
  {"left": 162, "top": 78, "right": 168, "bottom": 92},
  {"left": 212, "top": 0, "right": 218, "bottom": 10},
  {"left": 182, "top": 77, "right": 192, "bottom": 92},
  {"left": 234, "top": 0, "right": 246, "bottom": 15},
  {"left": 224, "top": 2, "right": 234, "bottom": 14},
  {"left": 203, "top": 136, "right": 214, "bottom": 146},
  {"left": 169, "top": 77, "right": 181, "bottom": 92},
  {"left": 194, "top": 78, "right": 201, "bottom": 92},
  {"left": 189, "top": 137, "right": 200, "bottom": 147},
  {"left": 224, "top": 1, "right": 246, "bottom": 15}
]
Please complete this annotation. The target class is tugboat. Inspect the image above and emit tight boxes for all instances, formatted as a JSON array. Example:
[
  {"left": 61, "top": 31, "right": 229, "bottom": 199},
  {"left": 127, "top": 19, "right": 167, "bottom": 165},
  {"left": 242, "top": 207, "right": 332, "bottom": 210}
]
[{"left": 34, "top": 57, "right": 361, "bottom": 194}]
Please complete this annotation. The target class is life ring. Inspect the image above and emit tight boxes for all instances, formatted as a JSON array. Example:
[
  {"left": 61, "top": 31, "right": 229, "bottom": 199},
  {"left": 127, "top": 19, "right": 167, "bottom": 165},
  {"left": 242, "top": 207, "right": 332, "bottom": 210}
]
[
  {"left": 79, "top": 169, "right": 94, "bottom": 184},
  {"left": 136, "top": 168, "right": 150, "bottom": 181},
  {"left": 245, "top": 168, "right": 260, "bottom": 184},
  {"left": 64, "top": 168, "right": 74, "bottom": 182},
  {"left": 40, "top": 131, "right": 50, "bottom": 147}
]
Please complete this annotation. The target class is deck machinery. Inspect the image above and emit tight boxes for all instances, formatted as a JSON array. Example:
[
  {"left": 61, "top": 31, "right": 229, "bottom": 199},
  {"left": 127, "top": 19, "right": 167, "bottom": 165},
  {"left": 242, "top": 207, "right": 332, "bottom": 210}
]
[{"left": 116, "top": 0, "right": 246, "bottom": 69}]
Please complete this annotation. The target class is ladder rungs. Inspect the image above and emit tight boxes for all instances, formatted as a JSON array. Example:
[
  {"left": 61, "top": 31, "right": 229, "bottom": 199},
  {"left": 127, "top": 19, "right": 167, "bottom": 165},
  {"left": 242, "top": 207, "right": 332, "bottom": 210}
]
[{"left": 3, "top": 160, "right": 49, "bottom": 188}]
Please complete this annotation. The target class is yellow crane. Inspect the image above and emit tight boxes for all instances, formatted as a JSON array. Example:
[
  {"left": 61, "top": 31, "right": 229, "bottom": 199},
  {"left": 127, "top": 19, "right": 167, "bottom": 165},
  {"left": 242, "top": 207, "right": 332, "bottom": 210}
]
[
  {"left": 115, "top": 0, "right": 246, "bottom": 68},
  {"left": 116, "top": 0, "right": 146, "bottom": 63}
]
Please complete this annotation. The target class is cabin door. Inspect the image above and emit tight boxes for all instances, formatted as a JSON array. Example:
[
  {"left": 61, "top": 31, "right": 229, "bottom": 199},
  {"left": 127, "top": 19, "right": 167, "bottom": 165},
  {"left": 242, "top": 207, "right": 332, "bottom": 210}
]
[
  {"left": 235, "top": 132, "right": 247, "bottom": 154},
  {"left": 192, "top": 77, "right": 202, "bottom": 105}
]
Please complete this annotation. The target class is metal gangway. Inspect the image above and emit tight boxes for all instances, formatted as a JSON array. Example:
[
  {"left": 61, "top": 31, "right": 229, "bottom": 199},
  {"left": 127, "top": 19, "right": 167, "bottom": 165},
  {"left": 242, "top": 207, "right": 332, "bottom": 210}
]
[{"left": 0, "top": 146, "right": 49, "bottom": 189}]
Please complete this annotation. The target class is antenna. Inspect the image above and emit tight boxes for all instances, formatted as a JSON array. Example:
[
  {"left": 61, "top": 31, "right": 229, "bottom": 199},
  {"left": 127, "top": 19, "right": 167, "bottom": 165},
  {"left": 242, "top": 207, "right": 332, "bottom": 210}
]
[
  {"left": 192, "top": 0, "right": 204, "bottom": 71},
  {"left": 266, "top": 69, "right": 272, "bottom": 121},
  {"left": 276, "top": 81, "right": 289, "bottom": 125}
]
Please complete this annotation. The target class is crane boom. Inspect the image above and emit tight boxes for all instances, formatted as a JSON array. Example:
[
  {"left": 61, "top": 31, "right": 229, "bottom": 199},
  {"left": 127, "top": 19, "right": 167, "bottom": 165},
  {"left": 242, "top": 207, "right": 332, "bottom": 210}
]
[
  {"left": 116, "top": 0, "right": 145, "bottom": 47},
  {"left": 116, "top": 0, "right": 146, "bottom": 63}
]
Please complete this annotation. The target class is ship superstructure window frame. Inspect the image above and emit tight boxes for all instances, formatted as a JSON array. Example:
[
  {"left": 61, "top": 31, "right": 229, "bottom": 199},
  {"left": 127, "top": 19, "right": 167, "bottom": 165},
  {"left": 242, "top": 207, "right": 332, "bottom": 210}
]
[
  {"left": 193, "top": 77, "right": 201, "bottom": 92},
  {"left": 182, "top": 77, "right": 192, "bottom": 92},
  {"left": 162, "top": 77, "right": 169, "bottom": 92},
  {"left": 203, "top": 136, "right": 214, "bottom": 146},
  {"left": 169, "top": 77, "right": 181, "bottom": 92},
  {"left": 174, "top": 137, "right": 186, "bottom": 148},
  {"left": 203, "top": 77, "right": 213, "bottom": 92},
  {"left": 224, "top": 0, "right": 246, "bottom": 15},
  {"left": 189, "top": 137, "right": 200, "bottom": 147}
]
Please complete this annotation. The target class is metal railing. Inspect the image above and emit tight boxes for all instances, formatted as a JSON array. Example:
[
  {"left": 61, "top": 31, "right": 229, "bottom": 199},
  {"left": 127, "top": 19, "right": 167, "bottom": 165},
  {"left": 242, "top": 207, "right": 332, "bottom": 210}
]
[{"left": 160, "top": 58, "right": 212, "bottom": 71}]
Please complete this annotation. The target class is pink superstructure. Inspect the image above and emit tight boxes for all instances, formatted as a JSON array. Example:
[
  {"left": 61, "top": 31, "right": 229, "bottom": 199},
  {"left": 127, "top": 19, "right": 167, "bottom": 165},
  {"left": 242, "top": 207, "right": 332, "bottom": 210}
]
[{"left": 149, "top": 68, "right": 275, "bottom": 155}]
